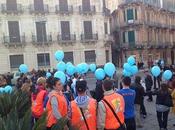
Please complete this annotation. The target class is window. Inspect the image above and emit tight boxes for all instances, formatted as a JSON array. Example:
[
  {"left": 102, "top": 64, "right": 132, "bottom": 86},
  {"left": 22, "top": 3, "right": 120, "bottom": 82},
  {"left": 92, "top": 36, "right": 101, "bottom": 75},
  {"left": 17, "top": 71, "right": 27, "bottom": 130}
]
[
  {"left": 104, "top": 22, "right": 108, "bottom": 34},
  {"left": 128, "top": 31, "right": 135, "bottom": 45},
  {"left": 123, "top": 10, "right": 126, "bottom": 22},
  {"left": 64, "top": 52, "right": 74, "bottom": 64},
  {"left": 36, "top": 21, "right": 47, "bottom": 42},
  {"left": 84, "top": 21, "right": 93, "bottom": 39},
  {"left": 59, "top": 0, "right": 68, "bottom": 11},
  {"left": 82, "top": 0, "right": 90, "bottom": 11},
  {"left": 7, "top": 0, "right": 17, "bottom": 11},
  {"left": 85, "top": 50, "right": 96, "bottom": 63},
  {"left": 122, "top": 32, "right": 126, "bottom": 43},
  {"left": 37, "top": 53, "right": 50, "bottom": 67},
  {"left": 10, "top": 55, "right": 24, "bottom": 68},
  {"left": 135, "top": 9, "right": 137, "bottom": 20},
  {"left": 34, "top": 0, "right": 44, "bottom": 11},
  {"left": 8, "top": 21, "right": 20, "bottom": 42},
  {"left": 105, "top": 50, "right": 110, "bottom": 62},
  {"left": 61, "top": 21, "right": 70, "bottom": 40},
  {"left": 127, "top": 9, "right": 134, "bottom": 21}
]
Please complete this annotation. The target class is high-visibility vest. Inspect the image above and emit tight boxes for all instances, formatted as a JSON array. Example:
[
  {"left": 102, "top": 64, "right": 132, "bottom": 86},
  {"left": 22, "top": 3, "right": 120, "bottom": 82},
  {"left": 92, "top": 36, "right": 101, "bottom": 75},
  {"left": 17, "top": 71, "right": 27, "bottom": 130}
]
[
  {"left": 46, "top": 92, "right": 68, "bottom": 127},
  {"left": 71, "top": 98, "right": 97, "bottom": 130},
  {"left": 31, "top": 90, "right": 46, "bottom": 118},
  {"left": 102, "top": 93, "right": 125, "bottom": 130}
]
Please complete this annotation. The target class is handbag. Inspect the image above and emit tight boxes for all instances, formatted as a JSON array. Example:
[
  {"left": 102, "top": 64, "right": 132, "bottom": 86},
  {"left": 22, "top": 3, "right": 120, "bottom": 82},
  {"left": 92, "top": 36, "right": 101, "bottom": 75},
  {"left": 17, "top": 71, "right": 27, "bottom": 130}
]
[{"left": 103, "top": 99, "right": 126, "bottom": 130}]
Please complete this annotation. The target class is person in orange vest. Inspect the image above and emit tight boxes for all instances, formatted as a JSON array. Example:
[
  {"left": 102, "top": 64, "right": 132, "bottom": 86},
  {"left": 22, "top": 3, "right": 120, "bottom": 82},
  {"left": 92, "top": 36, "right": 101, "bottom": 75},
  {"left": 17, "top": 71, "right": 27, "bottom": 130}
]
[
  {"left": 31, "top": 77, "right": 47, "bottom": 123},
  {"left": 97, "top": 79, "right": 125, "bottom": 130},
  {"left": 46, "top": 77, "right": 68, "bottom": 130},
  {"left": 70, "top": 80, "right": 97, "bottom": 130}
]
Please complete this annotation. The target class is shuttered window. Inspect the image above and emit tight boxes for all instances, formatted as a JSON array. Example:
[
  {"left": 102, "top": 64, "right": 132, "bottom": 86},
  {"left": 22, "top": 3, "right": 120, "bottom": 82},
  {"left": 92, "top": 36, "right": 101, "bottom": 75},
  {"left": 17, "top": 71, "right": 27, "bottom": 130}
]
[
  {"left": 64, "top": 52, "right": 74, "bottom": 64},
  {"left": 127, "top": 9, "right": 134, "bottom": 21},
  {"left": 128, "top": 31, "right": 135, "bottom": 45},
  {"left": 82, "top": 0, "right": 90, "bottom": 11},
  {"left": 123, "top": 10, "right": 126, "bottom": 22},
  {"left": 59, "top": 0, "right": 68, "bottom": 11},
  {"left": 104, "top": 22, "right": 108, "bottom": 34},
  {"left": 36, "top": 22, "right": 47, "bottom": 42},
  {"left": 122, "top": 32, "right": 126, "bottom": 43},
  {"left": 10, "top": 55, "right": 24, "bottom": 68},
  {"left": 8, "top": 21, "right": 20, "bottom": 42},
  {"left": 34, "top": 0, "right": 44, "bottom": 11},
  {"left": 61, "top": 21, "right": 70, "bottom": 40},
  {"left": 85, "top": 50, "right": 96, "bottom": 63},
  {"left": 84, "top": 21, "right": 93, "bottom": 39},
  {"left": 105, "top": 50, "right": 110, "bottom": 62},
  {"left": 37, "top": 53, "right": 50, "bottom": 67},
  {"left": 7, "top": 0, "right": 17, "bottom": 11}
]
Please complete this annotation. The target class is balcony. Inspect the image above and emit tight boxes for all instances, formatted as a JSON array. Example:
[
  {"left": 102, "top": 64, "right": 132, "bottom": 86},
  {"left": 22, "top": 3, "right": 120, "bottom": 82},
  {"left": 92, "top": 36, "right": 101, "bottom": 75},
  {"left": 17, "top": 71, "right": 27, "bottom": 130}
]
[
  {"left": 57, "top": 34, "right": 76, "bottom": 44},
  {"left": 79, "top": 5, "right": 96, "bottom": 15},
  {"left": 1, "top": 4, "right": 23, "bottom": 14},
  {"left": 29, "top": 4, "right": 49, "bottom": 14},
  {"left": 3, "top": 35, "right": 26, "bottom": 47},
  {"left": 55, "top": 5, "right": 73, "bottom": 14},
  {"left": 32, "top": 35, "right": 52, "bottom": 45},
  {"left": 81, "top": 34, "right": 98, "bottom": 43},
  {"left": 120, "top": 20, "right": 143, "bottom": 28}
]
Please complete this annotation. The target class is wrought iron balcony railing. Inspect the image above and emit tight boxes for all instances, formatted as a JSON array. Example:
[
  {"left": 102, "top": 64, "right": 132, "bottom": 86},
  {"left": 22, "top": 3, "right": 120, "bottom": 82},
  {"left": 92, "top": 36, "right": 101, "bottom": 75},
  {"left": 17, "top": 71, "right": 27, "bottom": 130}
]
[
  {"left": 32, "top": 35, "right": 52, "bottom": 45},
  {"left": 3, "top": 35, "right": 26, "bottom": 46},
  {"left": 29, "top": 4, "right": 49, "bottom": 14},
  {"left": 57, "top": 34, "right": 76, "bottom": 43},
  {"left": 80, "top": 33, "right": 98, "bottom": 43},
  {"left": 79, "top": 5, "right": 96, "bottom": 15},
  {"left": 55, "top": 5, "right": 73, "bottom": 14},
  {"left": 1, "top": 4, "right": 23, "bottom": 14}
]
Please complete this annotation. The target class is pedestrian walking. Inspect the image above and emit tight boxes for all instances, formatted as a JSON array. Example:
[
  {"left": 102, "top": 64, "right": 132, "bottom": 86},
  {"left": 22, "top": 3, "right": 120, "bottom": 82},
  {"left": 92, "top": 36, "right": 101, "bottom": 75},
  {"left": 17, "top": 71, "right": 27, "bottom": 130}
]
[
  {"left": 97, "top": 79, "right": 125, "bottom": 130},
  {"left": 171, "top": 80, "right": 175, "bottom": 126},
  {"left": 145, "top": 71, "right": 153, "bottom": 102},
  {"left": 156, "top": 83, "right": 173, "bottom": 130},
  {"left": 70, "top": 80, "right": 97, "bottom": 130},
  {"left": 118, "top": 77, "right": 136, "bottom": 130}
]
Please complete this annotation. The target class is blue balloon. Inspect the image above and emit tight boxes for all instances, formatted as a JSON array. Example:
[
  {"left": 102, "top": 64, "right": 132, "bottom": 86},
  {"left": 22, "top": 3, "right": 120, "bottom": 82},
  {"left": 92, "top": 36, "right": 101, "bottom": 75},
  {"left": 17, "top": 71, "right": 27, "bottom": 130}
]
[
  {"left": 54, "top": 71, "right": 66, "bottom": 84},
  {"left": 127, "top": 56, "right": 135, "bottom": 66},
  {"left": 131, "top": 65, "right": 138, "bottom": 75},
  {"left": 95, "top": 68, "right": 105, "bottom": 80},
  {"left": 104, "top": 62, "right": 116, "bottom": 77},
  {"left": 56, "top": 61, "right": 66, "bottom": 72},
  {"left": 66, "top": 62, "right": 73, "bottom": 67},
  {"left": 151, "top": 66, "right": 161, "bottom": 77},
  {"left": 89, "top": 64, "right": 96, "bottom": 72},
  {"left": 46, "top": 72, "right": 52, "bottom": 78},
  {"left": 55, "top": 50, "right": 64, "bottom": 61},
  {"left": 0, "top": 88, "right": 4, "bottom": 94},
  {"left": 123, "top": 69, "right": 132, "bottom": 77},
  {"left": 163, "top": 70, "right": 173, "bottom": 80},
  {"left": 81, "top": 63, "right": 89, "bottom": 74},
  {"left": 66, "top": 65, "right": 76, "bottom": 76},
  {"left": 19, "top": 64, "right": 28, "bottom": 74},
  {"left": 123, "top": 63, "right": 132, "bottom": 72},
  {"left": 76, "top": 64, "right": 83, "bottom": 74},
  {"left": 4, "top": 85, "right": 12, "bottom": 93}
]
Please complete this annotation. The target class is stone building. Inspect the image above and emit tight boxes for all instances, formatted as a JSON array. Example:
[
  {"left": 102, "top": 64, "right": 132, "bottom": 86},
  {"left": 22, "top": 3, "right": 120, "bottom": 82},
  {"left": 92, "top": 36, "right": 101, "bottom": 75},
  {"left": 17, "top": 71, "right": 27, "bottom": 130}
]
[
  {"left": 111, "top": 0, "right": 175, "bottom": 67},
  {"left": 0, "top": 0, "right": 112, "bottom": 73}
]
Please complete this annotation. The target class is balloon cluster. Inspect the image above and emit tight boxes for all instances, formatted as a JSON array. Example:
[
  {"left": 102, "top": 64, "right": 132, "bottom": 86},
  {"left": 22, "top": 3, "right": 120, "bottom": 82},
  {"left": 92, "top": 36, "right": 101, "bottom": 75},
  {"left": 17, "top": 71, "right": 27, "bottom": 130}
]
[
  {"left": 0, "top": 85, "right": 13, "bottom": 94},
  {"left": 19, "top": 64, "right": 29, "bottom": 74},
  {"left": 123, "top": 56, "right": 138, "bottom": 77},
  {"left": 151, "top": 65, "right": 173, "bottom": 81}
]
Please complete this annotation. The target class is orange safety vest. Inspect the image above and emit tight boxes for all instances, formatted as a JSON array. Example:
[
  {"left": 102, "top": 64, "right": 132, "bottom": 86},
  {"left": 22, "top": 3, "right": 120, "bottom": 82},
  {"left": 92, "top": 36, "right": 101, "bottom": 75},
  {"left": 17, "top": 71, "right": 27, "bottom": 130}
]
[
  {"left": 46, "top": 92, "right": 68, "bottom": 127},
  {"left": 31, "top": 90, "right": 46, "bottom": 118},
  {"left": 102, "top": 93, "right": 125, "bottom": 130},
  {"left": 71, "top": 98, "right": 97, "bottom": 130}
]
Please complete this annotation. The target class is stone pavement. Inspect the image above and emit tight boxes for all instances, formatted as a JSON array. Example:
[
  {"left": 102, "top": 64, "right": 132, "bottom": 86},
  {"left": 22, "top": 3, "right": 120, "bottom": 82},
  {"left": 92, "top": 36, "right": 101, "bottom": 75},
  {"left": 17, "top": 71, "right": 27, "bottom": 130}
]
[{"left": 137, "top": 97, "right": 175, "bottom": 130}]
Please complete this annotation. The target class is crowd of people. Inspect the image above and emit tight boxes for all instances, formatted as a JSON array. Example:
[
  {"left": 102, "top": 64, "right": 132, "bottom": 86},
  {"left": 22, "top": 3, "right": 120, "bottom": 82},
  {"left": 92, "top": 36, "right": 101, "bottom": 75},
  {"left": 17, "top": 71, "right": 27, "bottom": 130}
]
[{"left": 0, "top": 66, "right": 175, "bottom": 130}]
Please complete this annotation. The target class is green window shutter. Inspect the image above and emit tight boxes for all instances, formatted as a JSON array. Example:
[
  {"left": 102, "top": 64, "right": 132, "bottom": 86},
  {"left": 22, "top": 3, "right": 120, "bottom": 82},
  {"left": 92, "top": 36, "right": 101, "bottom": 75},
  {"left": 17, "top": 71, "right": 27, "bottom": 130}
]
[
  {"left": 127, "top": 9, "right": 134, "bottom": 21},
  {"left": 123, "top": 10, "right": 126, "bottom": 22},
  {"left": 128, "top": 31, "right": 135, "bottom": 45},
  {"left": 135, "top": 9, "right": 137, "bottom": 20},
  {"left": 122, "top": 32, "right": 126, "bottom": 43}
]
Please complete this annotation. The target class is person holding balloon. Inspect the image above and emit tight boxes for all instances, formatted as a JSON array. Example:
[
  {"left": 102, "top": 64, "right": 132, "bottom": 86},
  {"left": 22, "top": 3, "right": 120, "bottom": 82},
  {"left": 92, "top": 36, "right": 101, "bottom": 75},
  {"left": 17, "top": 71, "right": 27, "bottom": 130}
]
[
  {"left": 0, "top": 75, "right": 13, "bottom": 94},
  {"left": 46, "top": 77, "right": 68, "bottom": 130}
]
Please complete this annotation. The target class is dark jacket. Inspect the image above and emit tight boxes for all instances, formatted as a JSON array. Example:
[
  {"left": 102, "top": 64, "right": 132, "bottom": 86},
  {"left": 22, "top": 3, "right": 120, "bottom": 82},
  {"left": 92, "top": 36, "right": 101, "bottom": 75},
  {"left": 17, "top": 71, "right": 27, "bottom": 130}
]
[
  {"left": 156, "top": 90, "right": 173, "bottom": 107},
  {"left": 131, "top": 83, "right": 145, "bottom": 105},
  {"left": 145, "top": 74, "right": 153, "bottom": 90},
  {"left": 95, "top": 80, "right": 104, "bottom": 102}
]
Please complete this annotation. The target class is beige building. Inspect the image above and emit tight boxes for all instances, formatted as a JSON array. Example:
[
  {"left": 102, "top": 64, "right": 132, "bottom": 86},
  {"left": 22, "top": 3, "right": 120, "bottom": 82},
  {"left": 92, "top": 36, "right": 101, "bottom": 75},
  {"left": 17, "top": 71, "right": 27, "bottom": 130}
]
[
  {"left": 111, "top": 0, "right": 175, "bottom": 67},
  {"left": 0, "top": 0, "right": 112, "bottom": 74}
]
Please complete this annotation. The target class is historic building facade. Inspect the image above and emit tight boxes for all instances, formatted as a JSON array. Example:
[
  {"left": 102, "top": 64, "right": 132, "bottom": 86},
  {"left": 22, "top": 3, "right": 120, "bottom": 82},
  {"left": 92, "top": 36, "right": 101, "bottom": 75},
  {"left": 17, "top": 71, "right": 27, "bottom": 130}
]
[
  {"left": 111, "top": 0, "right": 175, "bottom": 67},
  {"left": 0, "top": 0, "right": 112, "bottom": 73}
]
